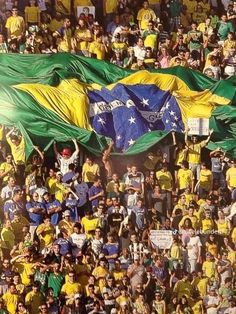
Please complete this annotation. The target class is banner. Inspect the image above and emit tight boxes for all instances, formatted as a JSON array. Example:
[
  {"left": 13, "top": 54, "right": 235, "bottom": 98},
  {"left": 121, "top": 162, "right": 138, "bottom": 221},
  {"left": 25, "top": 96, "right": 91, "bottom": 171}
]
[
  {"left": 188, "top": 118, "right": 209, "bottom": 136},
  {"left": 149, "top": 230, "right": 173, "bottom": 249}
]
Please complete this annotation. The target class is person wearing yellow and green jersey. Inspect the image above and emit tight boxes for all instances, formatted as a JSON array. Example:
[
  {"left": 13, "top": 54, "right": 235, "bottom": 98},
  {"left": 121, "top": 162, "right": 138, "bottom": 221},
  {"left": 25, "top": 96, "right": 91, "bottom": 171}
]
[
  {"left": 142, "top": 20, "right": 158, "bottom": 51},
  {"left": 103, "top": 0, "right": 118, "bottom": 23},
  {"left": 137, "top": 1, "right": 156, "bottom": 31},
  {"left": 185, "top": 128, "right": 213, "bottom": 180},
  {"left": 196, "top": 162, "right": 213, "bottom": 198}
]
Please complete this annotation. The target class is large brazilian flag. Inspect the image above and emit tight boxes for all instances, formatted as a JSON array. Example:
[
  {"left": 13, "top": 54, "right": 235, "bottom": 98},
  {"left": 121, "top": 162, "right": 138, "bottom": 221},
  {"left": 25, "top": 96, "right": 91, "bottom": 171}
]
[{"left": 0, "top": 53, "right": 235, "bottom": 158}]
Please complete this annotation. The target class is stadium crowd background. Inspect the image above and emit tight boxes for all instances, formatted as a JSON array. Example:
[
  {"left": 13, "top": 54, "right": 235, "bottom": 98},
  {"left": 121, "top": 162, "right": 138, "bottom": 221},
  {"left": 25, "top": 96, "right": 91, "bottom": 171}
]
[
  {"left": 0, "top": 0, "right": 235, "bottom": 313},
  {"left": 0, "top": 0, "right": 236, "bottom": 77}
]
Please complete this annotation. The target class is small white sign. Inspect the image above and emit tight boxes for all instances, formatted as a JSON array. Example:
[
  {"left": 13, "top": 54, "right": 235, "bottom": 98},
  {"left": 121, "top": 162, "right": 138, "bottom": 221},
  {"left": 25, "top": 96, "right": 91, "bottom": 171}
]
[
  {"left": 149, "top": 230, "right": 173, "bottom": 249},
  {"left": 77, "top": 6, "right": 95, "bottom": 18},
  {"left": 187, "top": 118, "right": 209, "bottom": 136},
  {"left": 38, "top": 0, "right": 47, "bottom": 11}
]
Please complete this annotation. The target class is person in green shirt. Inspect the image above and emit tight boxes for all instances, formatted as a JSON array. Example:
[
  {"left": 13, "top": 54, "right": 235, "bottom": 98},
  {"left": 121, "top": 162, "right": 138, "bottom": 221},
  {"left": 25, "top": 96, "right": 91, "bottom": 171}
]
[
  {"left": 187, "top": 21, "right": 203, "bottom": 55},
  {"left": 170, "top": 0, "right": 182, "bottom": 32},
  {"left": 217, "top": 14, "right": 234, "bottom": 41},
  {"left": 47, "top": 262, "right": 64, "bottom": 298}
]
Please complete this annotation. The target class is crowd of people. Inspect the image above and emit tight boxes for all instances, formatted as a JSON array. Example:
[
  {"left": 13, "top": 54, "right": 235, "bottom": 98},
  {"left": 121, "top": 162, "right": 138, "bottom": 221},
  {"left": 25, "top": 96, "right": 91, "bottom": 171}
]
[
  {"left": 0, "top": 0, "right": 236, "bottom": 77},
  {"left": 0, "top": 123, "right": 235, "bottom": 314}
]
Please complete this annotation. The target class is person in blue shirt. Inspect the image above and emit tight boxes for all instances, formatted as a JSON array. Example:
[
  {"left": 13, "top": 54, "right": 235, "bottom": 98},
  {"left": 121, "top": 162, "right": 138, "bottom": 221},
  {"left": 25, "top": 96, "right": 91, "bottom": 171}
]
[
  {"left": 102, "top": 232, "right": 119, "bottom": 270},
  {"left": 42, "top": 192, "right": 62, "bottom": 226},
  {"left": 53, "top": 229, "right": 72, "bottom": 256},
  {"left": 62, "top": 191, "right": 79, "bottom": 222},
  {"left": 88, "top": 178, "right": 105, "bottom": 209},
  {"left": 26, "top": 191, "right": 46, "bottom": 240},
  {"left": 62, "top": 163, "right": 77, "bottom": 184},
  {"left": 3, "top": 188, "right": 25, "bottom": 221},
  {"left": 131, "top": 198, "right": 148, "bottom": 232}
]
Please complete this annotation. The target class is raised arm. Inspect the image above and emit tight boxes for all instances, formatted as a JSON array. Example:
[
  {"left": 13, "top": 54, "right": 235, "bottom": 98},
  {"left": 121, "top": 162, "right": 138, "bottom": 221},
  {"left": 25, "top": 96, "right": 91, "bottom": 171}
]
[
  {"left": 6, "top": 127, "right": 15, "bottom": 139},
  {"left": 53, "top": 141, "right": 59, "bottom": 157},
  {"left": 72, "top": 139, "right": 79, "bottom": 155},
  {"left": 33, "top": 145, "right": 44, "bottom": 162},
  {"left": 205, "top": 129, "right": 214, "bottom": 145}
]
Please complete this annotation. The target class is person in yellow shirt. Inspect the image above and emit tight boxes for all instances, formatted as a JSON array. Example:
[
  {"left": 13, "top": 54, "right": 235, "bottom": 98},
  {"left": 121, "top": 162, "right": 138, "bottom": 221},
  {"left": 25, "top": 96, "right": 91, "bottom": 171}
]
[
  {"left": 137, "top": 1, "right": 156, "bottom": 30},
  {"left": 2, "top": 283, "right": 19, "bottom": 314},
  {"left": 179, "top": 206, "right": 199, "bottom": 230},
  {"left": 112, "top": 260, "right": 126, "bottom": 284},
  {"left": 11, "top": 253, "right": 36, "bottom": 287},
  {"left": 0, "top": 154, "right": 16, "bottom": 185},
  {"left": 156, "top": 163, "right": 173, "bottom": 191},
  {"left": 183, "top": 0, "right": 197, "bottom": 15},
  {"left": 49, "top": 12, "right": 63, "bottom": 32},
  {"left": 36, "top": 216, "right": 55, "bottom": 252},
  {"left": 92, "top": 258, "right": 110, "bottom": 291},
  {"left": 25, "top": 282, "right": 45, "bottom": 314},
  {"left": 200, "top": 210, "right": 215, "bottom": 234},
  {"left": 202, "top": 253, "right": 216, "bottom": 278},
  {"left": 223, "top": 32, "right": 236, "bottom": 56},
  {"left": 72, "top": 18, "right": 92, "bottom": 56},
  {"left": 205, "top": 234, "right": 218, "bottom": 257},
  {"left": 185, "top": 128, "right": 213, "bottom": 180},
  {"left": 60, "top": 271, "right": 82, "bottom": 305},
  {"left": 226, "top": 159, "right": 236, "bottom": 191},
  {"left": 173, "top": 273, "right": 192, "bottom": 299},
  {"left": 197, "top": 17, "right": 213, "bottom": 41},
  {"left": 58, "top": 210, "right": 74, "bottom": 235},
  {"left": 5, "top": 7, "right": 25, "bottom": 40},
  {"left": 177, "top": 161, "right": 195, "bottom": 194},
  {"left": 82, "top": 157, "right": 100, "bottom": 184},
  {"left": 53, "top": 18, "right": 72, "bottom": 52},
  {"left": 216, "top": 210, "right": 231, "bottom": 237},
  {"left": 51, "top": 172, "right": 69, "bottom": 203},
  {"left": 156, "top": 163, "right": 173, "bottom": 215},
  {"left": 103, "top": 0, "right": 118, "bottom": 23},
  {"left": 25, "top": 0, "right": 41, "bottom": 27},
  {"left": 11, "top": 212, "right": 29, "bottom": 243},
  {"left": 89, "top": 33, "right": 109, "bottom": 60},
  {"left": 192, "top": 270, "right": 208, "bottom": 298},
  {"left": 81, "top": 209, "right": 99, "bottom": 239},
  {"left": 45, "top": 168, "right": 57, "bottom": 194},
  {"left": 1, "top": 219, "right": 15, "bottom": 256},
  {"left": 196, "top": 162, "right": 213, "bottom": 197},
  {"left": 169, "top": 238, "right": 182, "bottom": 270},
  {"left": 192, "top": 4, "right": 207, "bottom": 24},
  {"left": 142, "top": 20, "right": 158, "bottom": 51},
  {"left": 6, "top": 128, "right": 25, "bottom": 165}
]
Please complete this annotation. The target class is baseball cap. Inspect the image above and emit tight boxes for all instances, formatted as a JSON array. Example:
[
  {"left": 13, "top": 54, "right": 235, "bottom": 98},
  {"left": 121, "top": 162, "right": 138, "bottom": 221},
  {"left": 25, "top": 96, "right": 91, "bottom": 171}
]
[{"left": 63, "top": 210, "right": 71, "bottom": 217}]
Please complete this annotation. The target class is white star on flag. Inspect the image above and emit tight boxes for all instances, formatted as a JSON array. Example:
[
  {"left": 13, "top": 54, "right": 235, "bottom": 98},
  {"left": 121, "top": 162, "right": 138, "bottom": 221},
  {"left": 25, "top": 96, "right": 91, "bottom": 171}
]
[
  {"left": 128, "top": 139, "right": 135, "bottom": 146},
  {"left": 98, "top": 117, "right": 106, "bottom": 125},
  {"left": 141, "top": 98, "right": 149, "bottom": 107},
  {"left": 117, "top": 135, "right": 121, "bottom": 140},
  {"left": 128, "top": 116, "right": 136, "bottom": 124},
  {"left": 172, "top": 122, "right": 177, "bottom": 127},
  {"left": 165, "top": 102, "right": 170, "bottom": 109},
  {"left": 165, "top": 119, "right": 169, "bottom": 123},
  {"left": 174, "top": 116, "right": 179, "bottom": 121},
  {"left": 170, "top": 111, "right": 175, "bottom": 116}
]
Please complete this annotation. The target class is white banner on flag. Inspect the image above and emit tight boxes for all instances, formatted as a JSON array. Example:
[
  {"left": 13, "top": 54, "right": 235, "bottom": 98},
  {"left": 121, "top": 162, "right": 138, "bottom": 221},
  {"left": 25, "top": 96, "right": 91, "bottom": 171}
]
[
  {"left": 149, "top": 230, "right": 173, "bottom": 249},
  {"left": 187, "top": 118, "right": 209, "bottom": 136}
]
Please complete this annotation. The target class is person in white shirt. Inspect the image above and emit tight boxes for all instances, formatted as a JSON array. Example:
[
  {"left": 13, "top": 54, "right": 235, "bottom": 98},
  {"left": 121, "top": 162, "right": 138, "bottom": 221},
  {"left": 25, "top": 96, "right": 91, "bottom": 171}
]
[
  {"left": 203, "top": 287, "right": 220, "bottom": 314},
  {"left": 69, "top": 222, "right": 87, "bottom": 257},
  {"left": 53, "top": 139, "right": 79, "bottom": 175},
  {"left": 186, "top": 228, "right": 202, "bottom": 273}
]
